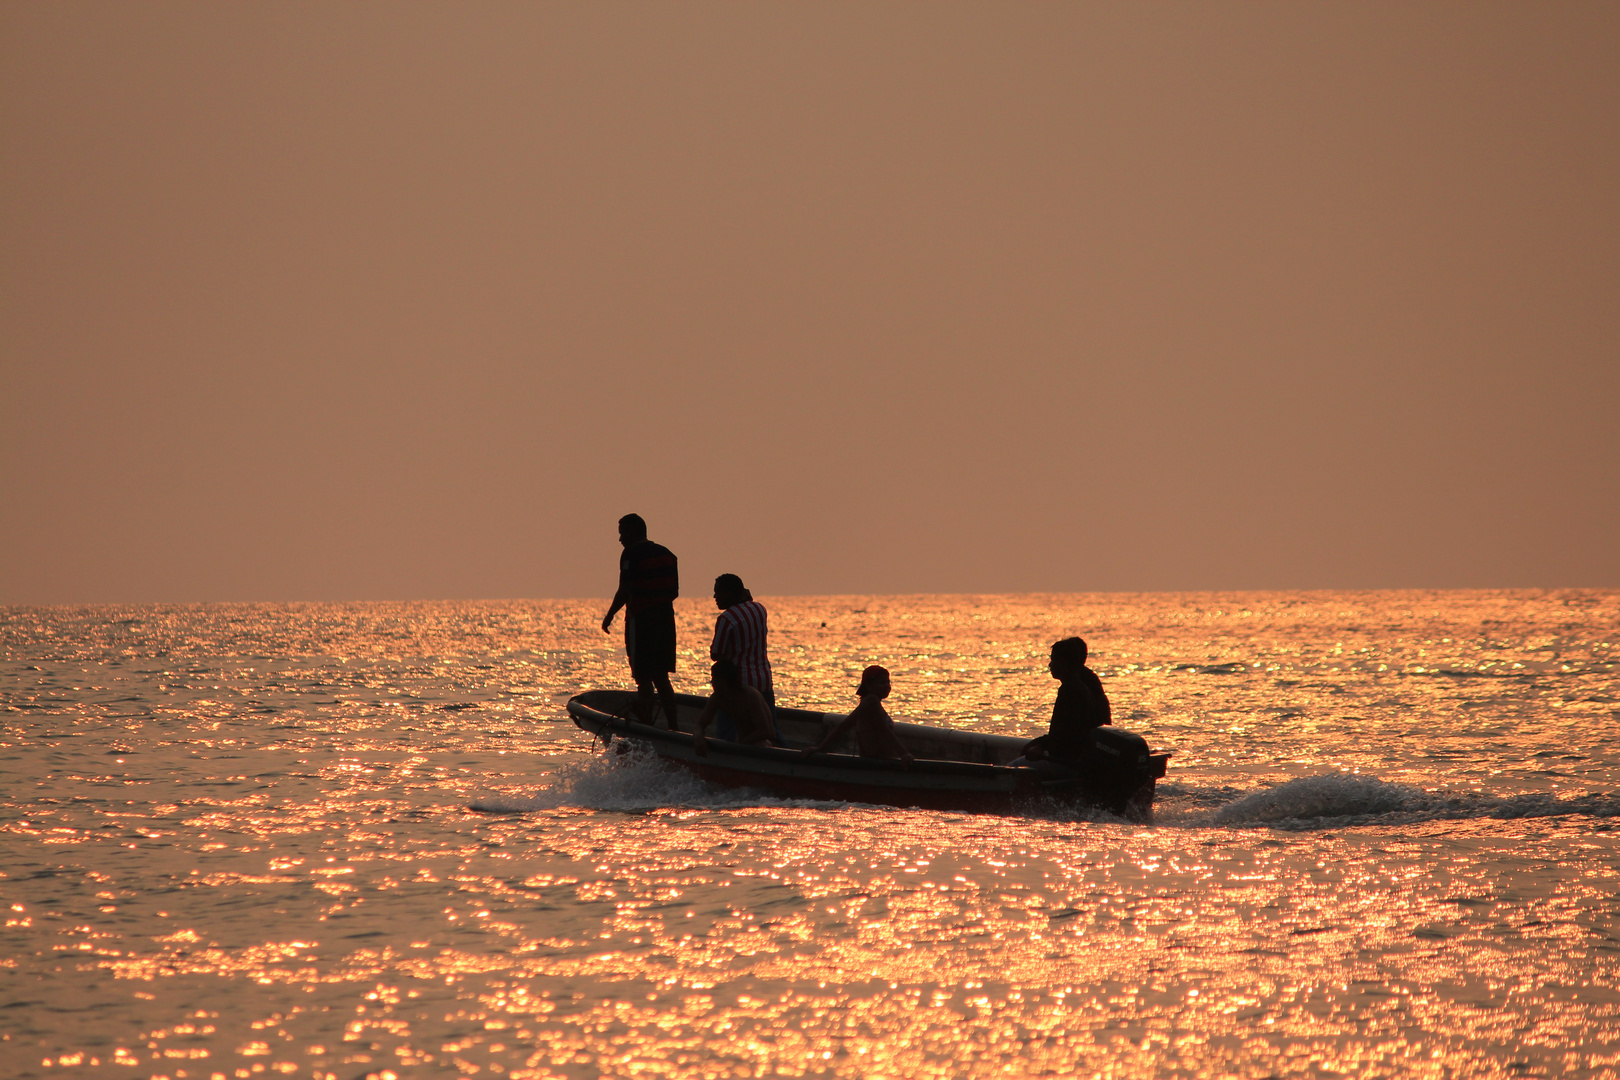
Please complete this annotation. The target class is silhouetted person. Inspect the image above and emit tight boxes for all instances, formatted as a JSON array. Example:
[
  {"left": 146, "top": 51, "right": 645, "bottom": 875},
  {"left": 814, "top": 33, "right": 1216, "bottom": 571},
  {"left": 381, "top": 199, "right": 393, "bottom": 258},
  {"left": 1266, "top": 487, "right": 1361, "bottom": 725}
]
[
  {"left": 1015, "top": 636, "right": 1111, "bottom": 768},
  {"left": 710, "top": 573, "right": 774, "bottom": 705},
  {"left": 692, "top": 659, "right": 778, "bottom": 756},
  {"left": 601, "top": 513, "right": 679, "bottom": 729},
  {"left": 804, "top": 665, "right": 914, "bottom": 765}
]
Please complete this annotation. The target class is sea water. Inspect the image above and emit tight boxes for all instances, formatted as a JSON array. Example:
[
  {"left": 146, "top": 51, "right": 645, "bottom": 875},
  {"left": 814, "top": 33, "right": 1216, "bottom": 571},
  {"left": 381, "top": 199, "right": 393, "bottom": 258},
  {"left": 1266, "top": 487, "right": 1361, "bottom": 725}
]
[{"left": 2, "top": 591, "right": 1618, "bottom": 1079}]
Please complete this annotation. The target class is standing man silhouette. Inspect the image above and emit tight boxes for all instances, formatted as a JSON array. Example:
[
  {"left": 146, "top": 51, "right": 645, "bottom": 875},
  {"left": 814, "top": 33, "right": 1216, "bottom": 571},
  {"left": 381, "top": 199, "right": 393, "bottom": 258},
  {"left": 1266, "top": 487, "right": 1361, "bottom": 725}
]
[{"left": 601, "top": 513, "right": 680, "bottom": 729}]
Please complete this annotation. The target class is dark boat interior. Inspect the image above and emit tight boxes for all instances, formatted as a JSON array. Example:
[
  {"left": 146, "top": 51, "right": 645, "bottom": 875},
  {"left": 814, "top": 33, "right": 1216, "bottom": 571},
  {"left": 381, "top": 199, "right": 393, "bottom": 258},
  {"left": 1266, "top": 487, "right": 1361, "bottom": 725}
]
[{"left": 574, "top": 689, "right": 1038, "bottom": 766}]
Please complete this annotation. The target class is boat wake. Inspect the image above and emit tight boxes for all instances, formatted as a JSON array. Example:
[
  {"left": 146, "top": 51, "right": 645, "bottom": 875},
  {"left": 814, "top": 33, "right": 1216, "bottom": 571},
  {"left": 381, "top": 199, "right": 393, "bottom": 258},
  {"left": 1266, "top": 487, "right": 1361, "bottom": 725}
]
[
  {"left": 1167, "top": 773, "right": 1620, "bottom": 830},
  {"left": 472, "top": 751, "right": 1620, "bottom": 829},
  {"left": 1209, "top": 774, "right": 1416, "bottom": 825},
  {"left": 468, "top": 743, "right": 832, "bottom": 814}
]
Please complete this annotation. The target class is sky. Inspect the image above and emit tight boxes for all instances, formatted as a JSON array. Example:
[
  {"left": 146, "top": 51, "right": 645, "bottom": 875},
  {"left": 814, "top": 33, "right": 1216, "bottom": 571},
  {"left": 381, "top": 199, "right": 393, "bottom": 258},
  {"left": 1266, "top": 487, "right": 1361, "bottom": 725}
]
[{"left": 2, "top": 2, "right": 1617, "bottom": 604}]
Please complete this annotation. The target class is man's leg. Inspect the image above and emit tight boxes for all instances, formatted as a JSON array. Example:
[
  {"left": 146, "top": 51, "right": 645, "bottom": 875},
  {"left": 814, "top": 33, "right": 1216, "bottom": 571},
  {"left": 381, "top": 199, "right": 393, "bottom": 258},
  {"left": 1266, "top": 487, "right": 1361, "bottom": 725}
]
[
  {"left": 631, "top": 672, "right": 658, "bottom": 725},
  {"left": 653, "top": 673, "right": 679, "bottom": 730}
]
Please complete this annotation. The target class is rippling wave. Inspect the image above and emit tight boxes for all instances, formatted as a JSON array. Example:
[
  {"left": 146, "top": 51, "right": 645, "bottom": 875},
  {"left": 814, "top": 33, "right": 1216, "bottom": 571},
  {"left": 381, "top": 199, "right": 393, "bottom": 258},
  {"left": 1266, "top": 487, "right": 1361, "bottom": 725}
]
[{"left": 4, "top": 589, "right": 1618, "bottom": 1079}]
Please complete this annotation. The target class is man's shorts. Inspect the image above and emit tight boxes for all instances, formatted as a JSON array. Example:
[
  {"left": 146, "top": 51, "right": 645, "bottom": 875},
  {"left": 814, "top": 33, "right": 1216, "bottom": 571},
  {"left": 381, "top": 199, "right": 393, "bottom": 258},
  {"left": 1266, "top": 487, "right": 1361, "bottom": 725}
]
[{"left": 625, "top": 604, "right": 676, "bottom": 680}]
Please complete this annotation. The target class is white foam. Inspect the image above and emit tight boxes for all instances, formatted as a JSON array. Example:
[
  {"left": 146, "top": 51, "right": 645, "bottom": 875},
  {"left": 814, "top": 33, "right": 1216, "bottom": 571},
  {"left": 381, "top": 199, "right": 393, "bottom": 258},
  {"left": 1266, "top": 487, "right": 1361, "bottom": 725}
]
[
  {"left": 1212, "top": 773, "right": 1416, "bottom": 825},
  {"left": 472, "top": 756, "right": 1620, "bottom": 827},
  {"left": 468, "top": 744, "right": 716, "bottom": 812},
  {"left": 469, "top": 744, "right": 839, "bottom": 814},
  {"left": 1201, "top": 772, "right": 1620, "bottom": 829}
]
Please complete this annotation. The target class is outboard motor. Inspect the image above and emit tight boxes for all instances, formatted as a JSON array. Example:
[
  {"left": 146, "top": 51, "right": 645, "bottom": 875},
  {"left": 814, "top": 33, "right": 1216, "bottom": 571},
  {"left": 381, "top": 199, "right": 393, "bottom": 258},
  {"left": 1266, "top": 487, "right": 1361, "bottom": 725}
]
[
  {"left": 1073, "top": 726, "right": 1167, "bottom": 816},
  {"left": 1087, "top": 726, "right": 1154, "bottom": 784}
]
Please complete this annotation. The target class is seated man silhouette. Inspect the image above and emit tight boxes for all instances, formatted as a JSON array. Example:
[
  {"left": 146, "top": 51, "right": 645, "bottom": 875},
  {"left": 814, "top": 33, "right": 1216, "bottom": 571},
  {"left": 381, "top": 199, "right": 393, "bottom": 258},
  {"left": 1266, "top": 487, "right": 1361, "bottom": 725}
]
[
  {"left": 693, "top": 660, "right": 778, "bottom": 756},
  {"left": 1011, "top": 637, "right": 1111, "bottom": 772},
  {"left": 803, "top": 665, "right": 914, "bottom": 765}
]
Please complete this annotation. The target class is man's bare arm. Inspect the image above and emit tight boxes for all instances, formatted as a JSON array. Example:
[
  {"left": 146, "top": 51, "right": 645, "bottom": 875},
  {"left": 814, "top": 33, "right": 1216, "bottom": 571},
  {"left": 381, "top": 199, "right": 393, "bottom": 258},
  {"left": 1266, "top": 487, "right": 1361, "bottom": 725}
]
[
  {"left": 803, "top": 715, "right": 855, "bottom": 756},
  {"left": 882, "top": 727, "right": 915, "bottom": 765},
  {"left": 601, "top": 588, "right": 627, "bottom": 633}
]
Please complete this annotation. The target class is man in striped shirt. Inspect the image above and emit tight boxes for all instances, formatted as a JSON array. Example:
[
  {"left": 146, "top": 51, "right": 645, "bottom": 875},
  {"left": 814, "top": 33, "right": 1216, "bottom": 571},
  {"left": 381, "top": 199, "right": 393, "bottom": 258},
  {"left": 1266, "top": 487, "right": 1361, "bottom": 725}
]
[{"left": 710, "top": 574, "right": 774, "bottom": 707}]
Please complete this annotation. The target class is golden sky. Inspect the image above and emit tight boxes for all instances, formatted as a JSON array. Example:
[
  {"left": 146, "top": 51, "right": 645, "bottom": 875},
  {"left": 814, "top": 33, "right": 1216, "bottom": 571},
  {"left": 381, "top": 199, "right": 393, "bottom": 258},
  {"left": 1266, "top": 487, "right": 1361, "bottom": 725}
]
[{"left": 3, "top": 2, "right": 1616, "bottom": 602}]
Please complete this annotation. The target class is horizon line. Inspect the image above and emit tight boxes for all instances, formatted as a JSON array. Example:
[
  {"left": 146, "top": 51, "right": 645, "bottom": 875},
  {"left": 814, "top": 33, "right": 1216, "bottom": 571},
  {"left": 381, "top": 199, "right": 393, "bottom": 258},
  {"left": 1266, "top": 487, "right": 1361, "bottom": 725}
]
[{"left": 4, "top": 584, "right": 1616, "bottom": 609}]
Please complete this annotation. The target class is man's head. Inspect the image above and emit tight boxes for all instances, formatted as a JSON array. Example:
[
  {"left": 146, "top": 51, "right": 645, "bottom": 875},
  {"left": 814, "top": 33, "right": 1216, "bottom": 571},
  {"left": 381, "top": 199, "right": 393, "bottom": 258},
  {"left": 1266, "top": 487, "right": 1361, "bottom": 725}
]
[
  {"left": 617, "top": 513, "right": 647, "bottom": 545},
  {"left": 856, "top": 664, "right": 891, "bottom": 699},
  {"left": 711, "top": 659, "right": 743, "bottom": 690},
  {"left": 713, "top": 573, "right": 747, "bottom": 610},
  {"left": 1049, "top": 637, "right": 1088, "bottom": 680}
]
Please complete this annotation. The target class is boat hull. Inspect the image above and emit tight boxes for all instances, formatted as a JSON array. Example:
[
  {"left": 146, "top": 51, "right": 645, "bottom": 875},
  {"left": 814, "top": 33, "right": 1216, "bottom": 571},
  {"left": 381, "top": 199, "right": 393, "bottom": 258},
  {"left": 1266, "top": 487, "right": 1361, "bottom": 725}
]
[{"left": 566, "top": 690, "right": 1165, "bottom": 821}]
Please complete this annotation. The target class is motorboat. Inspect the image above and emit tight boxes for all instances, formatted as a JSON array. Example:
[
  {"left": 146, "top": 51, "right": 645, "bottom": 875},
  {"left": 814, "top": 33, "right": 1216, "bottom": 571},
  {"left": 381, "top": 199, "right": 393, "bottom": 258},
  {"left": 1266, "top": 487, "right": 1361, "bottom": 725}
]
[{"left": 566, "top": 689, "right": 1168, "bottom": 821}]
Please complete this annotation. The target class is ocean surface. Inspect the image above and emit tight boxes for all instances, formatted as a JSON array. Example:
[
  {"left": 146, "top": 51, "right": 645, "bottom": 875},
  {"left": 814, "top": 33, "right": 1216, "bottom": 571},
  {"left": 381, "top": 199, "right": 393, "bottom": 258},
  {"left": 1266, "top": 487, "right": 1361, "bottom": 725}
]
[{"left": 3, "top": 590, "right": 1618, "bottom": 1079}]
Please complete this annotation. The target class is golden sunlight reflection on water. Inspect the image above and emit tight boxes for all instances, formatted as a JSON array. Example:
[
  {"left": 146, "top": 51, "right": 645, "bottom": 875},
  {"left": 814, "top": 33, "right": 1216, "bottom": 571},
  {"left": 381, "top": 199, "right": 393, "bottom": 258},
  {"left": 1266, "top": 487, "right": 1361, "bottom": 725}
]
[{"left": 2, "top": 592, "right": 1618, "bottom": 1077}]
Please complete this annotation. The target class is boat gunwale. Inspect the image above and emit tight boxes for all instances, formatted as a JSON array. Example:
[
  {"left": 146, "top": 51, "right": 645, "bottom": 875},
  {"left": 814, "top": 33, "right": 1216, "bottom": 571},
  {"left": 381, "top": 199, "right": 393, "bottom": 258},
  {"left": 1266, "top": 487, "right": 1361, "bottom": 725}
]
[{"left": 567, "top": 691, "right": 1016, "bottom": 779}]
